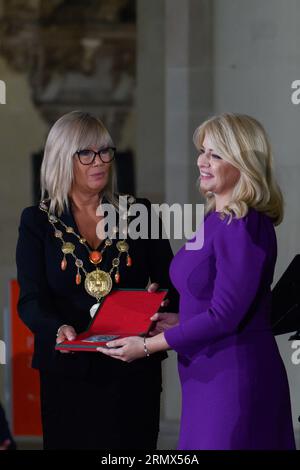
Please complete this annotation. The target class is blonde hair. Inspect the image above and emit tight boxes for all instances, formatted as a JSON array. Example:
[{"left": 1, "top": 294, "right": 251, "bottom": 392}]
[
  {"left": 193, "top": 113, "right": 284, "bottom": 225},
  {"left": 41, "top": 110, "right": 118, "bottom": 215}
]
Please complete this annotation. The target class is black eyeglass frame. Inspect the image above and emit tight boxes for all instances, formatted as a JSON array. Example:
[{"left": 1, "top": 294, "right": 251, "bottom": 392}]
[{"left": 75, "top": 146, "right": 116, "bottom": 165}]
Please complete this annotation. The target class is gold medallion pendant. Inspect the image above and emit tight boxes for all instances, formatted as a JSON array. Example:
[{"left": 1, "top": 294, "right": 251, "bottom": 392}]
[{"left": 84, "top": 269, "right": 112, "bottom": 300}]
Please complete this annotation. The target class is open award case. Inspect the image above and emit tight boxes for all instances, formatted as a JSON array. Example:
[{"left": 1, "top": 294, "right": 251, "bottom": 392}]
[{"left": 55, "top": 288, "right": 168, "bottom": 352}]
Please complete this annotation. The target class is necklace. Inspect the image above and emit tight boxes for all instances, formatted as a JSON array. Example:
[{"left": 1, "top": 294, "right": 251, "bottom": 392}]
[{"left": 39, "top": 198, "right": 134, "bottom": 317}]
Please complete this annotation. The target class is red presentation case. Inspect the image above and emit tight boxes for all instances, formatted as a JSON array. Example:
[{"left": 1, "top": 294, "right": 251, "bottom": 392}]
[{"left": 55, "top": 288, "right": 168, "bottom": 352}]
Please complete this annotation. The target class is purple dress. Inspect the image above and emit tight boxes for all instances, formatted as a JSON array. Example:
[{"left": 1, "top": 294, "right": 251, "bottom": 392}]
[{"left": 164, "top": 208, "right": 296, "bottom": 450}]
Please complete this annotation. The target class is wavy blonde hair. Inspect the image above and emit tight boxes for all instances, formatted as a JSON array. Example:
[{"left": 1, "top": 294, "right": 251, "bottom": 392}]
[
  {"left": 193, "top": 113, "right": 284, "bottom": 225},
  {"left": 41, "top": 110, "right": 118, "bottom": 215}
]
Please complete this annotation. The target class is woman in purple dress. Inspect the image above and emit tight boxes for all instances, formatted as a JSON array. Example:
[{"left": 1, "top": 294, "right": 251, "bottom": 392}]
[{"left": 98, "top": 113, "right": 296, "bottom": 450}]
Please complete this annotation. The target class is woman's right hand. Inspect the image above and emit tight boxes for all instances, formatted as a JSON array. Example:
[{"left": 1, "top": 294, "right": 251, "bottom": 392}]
[
  {"left": 148, "top": 312, "right": 179, "bottom": 336},
  {"left": 56, "top": 325, "right": 77, "bottom": 354}
]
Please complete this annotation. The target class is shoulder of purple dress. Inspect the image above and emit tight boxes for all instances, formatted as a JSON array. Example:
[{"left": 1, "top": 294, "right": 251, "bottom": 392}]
[
  {"left": 212, "top": 207, "right": 276, "bottom": 249},
  {"left": 232, "top": 207, "right": 274, "bottom": 231},
  {"left": 210, "top": 207, "right": 273, "bottom": 226}
]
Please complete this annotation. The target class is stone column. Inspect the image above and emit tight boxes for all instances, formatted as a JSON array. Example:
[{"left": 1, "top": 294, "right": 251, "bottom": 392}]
[{"left": 137, "top": 0, "right": 214, "bottom": 447}]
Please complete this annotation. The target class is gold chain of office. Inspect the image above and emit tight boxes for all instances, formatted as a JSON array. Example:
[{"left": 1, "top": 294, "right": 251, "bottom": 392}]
[{"left": 39, "top": 197, "right": 136, "bottom": 303}]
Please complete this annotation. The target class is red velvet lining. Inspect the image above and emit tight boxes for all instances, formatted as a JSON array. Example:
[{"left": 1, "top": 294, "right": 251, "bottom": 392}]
[{"left": 55, "top": 289, "right": 167, "bottom": 352}]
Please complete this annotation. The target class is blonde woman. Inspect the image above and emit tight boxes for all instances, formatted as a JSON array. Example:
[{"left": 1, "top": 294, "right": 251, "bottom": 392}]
[
  {"left": 98, "top": 113, "right": 296, "bottom": 450},
  {"left": 16, "top": 111, "right": 178, "bottom": 449}
]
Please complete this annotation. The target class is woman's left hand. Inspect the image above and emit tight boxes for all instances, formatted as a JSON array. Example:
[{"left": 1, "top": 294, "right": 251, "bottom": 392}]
[{"left": 97, "top": 336, "right": 145, "bottom": 363}]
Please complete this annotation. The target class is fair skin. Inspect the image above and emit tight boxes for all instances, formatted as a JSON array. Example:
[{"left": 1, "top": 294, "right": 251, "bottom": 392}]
[
  {"left": 198, "top": 134, "right": 240, "bottom": 211},
  {"left": 70, "top": 146, "right": 111, "bottom": 248},
  {"left": 56, "top": 146, "right": 171, "bottom": 350},
  {"left": 97, "top": 132, "right": 241, "bottom": 363}
]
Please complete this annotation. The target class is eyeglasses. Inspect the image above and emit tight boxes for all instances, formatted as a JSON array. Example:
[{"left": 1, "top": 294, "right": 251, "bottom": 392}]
[{"left": 75, "top": 147, "right": 116, "bottom": 165}]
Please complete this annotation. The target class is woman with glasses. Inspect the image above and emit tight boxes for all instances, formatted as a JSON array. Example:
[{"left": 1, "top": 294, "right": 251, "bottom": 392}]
[{"left": 16, "top": 111, "right": 178, "bottom": 450}]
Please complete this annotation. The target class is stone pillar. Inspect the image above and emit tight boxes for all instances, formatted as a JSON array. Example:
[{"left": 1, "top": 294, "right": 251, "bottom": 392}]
[
  {"left": 137, "top": 0, "right": 214, "bottom": 446},
  {"left": 136, "top": 0, "right": 166, "bottom": 203}
]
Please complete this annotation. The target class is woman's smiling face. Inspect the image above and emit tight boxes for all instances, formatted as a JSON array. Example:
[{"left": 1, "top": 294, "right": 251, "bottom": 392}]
[{"left": 197, "top": 133, "right": 241, "bottom": 208}]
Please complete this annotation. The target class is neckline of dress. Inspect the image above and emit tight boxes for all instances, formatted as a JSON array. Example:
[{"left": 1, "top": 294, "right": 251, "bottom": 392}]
[
  {"left": 206, "top": 210, "right": 222, "bottom": 218},
  {"left": 68, "top": 201, "right": 107, "bottom": 252},
  {"left": 207, "top": 206, "right": 254, "bottom": 219}
]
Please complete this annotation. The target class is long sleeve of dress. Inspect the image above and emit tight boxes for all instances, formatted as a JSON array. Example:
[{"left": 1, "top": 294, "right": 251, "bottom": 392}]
[
  {"left": 16, "top": 207, "right": 64, "bottom": 340},
  {"left": 164, "top": 216, "right": 267, "bottom": 357}
]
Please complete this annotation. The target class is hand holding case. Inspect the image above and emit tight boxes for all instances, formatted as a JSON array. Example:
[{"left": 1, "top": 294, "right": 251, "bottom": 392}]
[{"left": 55, "top": 288, "right": 168, "bottom": 352}]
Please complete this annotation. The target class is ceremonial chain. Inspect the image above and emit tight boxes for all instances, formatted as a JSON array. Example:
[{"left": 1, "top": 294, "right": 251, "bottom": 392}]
[{"left": 39, "top": 197, "right": 135, "bottom": 316}]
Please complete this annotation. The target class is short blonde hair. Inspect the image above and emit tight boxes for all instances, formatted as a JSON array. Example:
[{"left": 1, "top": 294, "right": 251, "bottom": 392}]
[
  {"left": 41, "top": 110, "right": 118, "bottom": 215},
  {"left": 193, "top": 113, "right": 284, "bottom": 225}
]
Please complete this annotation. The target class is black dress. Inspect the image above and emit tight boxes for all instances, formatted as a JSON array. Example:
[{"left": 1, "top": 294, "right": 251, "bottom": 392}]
[{"left": 16, "top": 197, "right": 179, "bottom": 450}]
